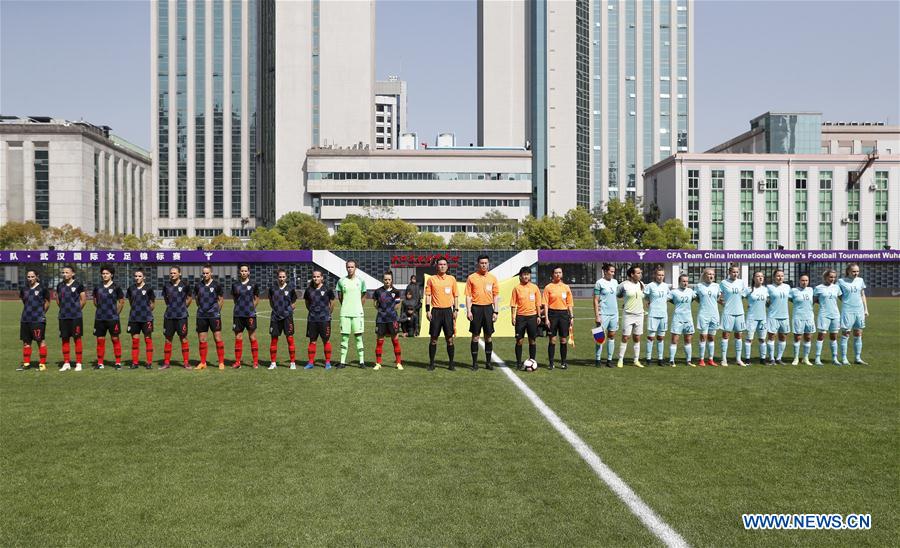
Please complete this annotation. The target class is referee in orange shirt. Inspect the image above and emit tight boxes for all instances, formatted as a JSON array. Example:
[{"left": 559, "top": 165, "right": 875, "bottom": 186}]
[
  {"left": 542, "top": 266, "right": 574, "bottom": 369},
  {"left": 425, "top": 258, "right": 458, "bottom": 371},
  {"left": 511, "top": 266, "right": 542, "bottom": 369},
  {"left": 466, "top": 254, "right": 500, "bottom": 371}
]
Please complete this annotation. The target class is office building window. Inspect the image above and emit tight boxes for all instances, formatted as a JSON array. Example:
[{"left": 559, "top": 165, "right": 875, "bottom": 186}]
[
  {"left": 158, "top": 0, "right": 169, "bottom": 218},
  {"left": 607, "top": 0, "right": 619, "bottom": 198},
  {"left": 231, "top": 0, "right": 242, "bottom": 218},
  {"left": 575, "top": 0, "right": 590, "bottom": 208},
  {"left": 740, "top": 170, "right": 753, "bottom": 249},
  {"left": 248, "top": 0, "right": 258, "bottom": 218},
  {"left": 93, "top": 151, "right": 100, "bottom": 232},
  {"left": 847, "top": 185, "right": 860, "bottom": 250},
  {"left": 176, "top": 0, "right": 187, "bottom": 218},
  {"left": 687, "top": 169, "right": 699, "bottom": 245},
  {"left": 795, "top": 171, "right": 808, "bottom": 248},
  {"left": 34, "top": 149, "right": 50, "bottom": 228},
  {"left": 819, "top": 171, "right": 832, "bottom": 249},
  {"left": 213, "top": 0, "right": 224, "bottom": 218},
  {"left": 710, "top": 169, "right": 724, "bottom": 249},
  {"left": 765, "top": 170, "right": 779, "bottom": 249},
  {"left": 874, "top": 171, "right": 888, "bottom": 249},
  {"left": 195, "top": 0, "right": 206, "bottom": 218}
]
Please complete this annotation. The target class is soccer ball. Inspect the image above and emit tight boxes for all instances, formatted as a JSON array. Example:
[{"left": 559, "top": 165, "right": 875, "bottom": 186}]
[{"left": 523, "top": 358, "right": 538, "bottom": 372}]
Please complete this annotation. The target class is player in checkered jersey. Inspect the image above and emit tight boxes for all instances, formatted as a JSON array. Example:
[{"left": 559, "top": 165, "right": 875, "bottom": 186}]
[
  {"left": 161, "top": 266, "right": 192, "bottom": 369},
  {"left": 268, "top": 268, "right": 298, "bottom": 369},
  {"left": 92, "top": 265, "right": 125, "bottom": 369},
  {"left": 126, "top": 269, "right": 155, "bottom": 369},
  {"left": 372, "top": 271, "right": 403, "bottom": 370},
  {"left": 193, "top": 265, "right": 225, "bottom": 370},
  {"left": 56, "top": 265, "right": 86, "bottom": 371},
  {"left": 17, "top": 269, "right": 51, "bottom": 371},
  {"left": 231, "top": 263, "right": 260, "bottom": 368},
  {"left": 303, "top": 269, "right": 335, "bottom": 369}
]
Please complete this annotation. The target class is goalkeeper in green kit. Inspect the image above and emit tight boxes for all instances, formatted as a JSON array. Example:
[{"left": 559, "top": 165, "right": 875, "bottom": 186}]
[{"left": 336, "top": 260, "right": 367, "bottom": 368}]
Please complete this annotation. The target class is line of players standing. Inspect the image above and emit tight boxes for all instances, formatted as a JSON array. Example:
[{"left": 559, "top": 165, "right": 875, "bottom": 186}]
[{"left": 592, "top": 263, "right": 869, "bottom": 368}]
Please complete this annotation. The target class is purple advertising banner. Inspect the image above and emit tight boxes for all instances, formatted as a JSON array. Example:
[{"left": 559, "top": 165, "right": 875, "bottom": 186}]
[
  {"left": 0, "top": 250, "right": 313, "bottom": 263},
  {"left": 539, "top": 249, "right": 900, "bottom": 263}
]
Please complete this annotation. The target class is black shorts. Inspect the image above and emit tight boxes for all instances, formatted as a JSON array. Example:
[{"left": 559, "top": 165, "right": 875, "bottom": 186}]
[
  {"left": 93, "top": 319, "right": 121, "bottom": 337},
  {"left": 306, "top": 321, "right": 331, "bottom": 341},
  {"left": 58, "top": 318, "right": 84, "bottom": 339},
  {"left": 270, "top": 317, "right": 295, "bottom": 338},
  {"left": 233, "top": 316, "right": 258, "bottom": 334},
  {"left": 196, "top": 317, "right": 222, "bottom": 333},
  {"left": 20, "top": 322, "right": 46, "bottom": 343},
  {"left": 376, "top": 321, "right": 399, "bottom": 338},
  {"left": 515, "top": 315, "right": 539, "bottom": 340},
  {"left": 429, "top": 307, "right": 455, "bottom": 339},
  {"left": 548, "top": 310, "right": 571, "bottom": 338},
  {"left": 164, "top": 317, "right": 189, "bottom": 339},
  {"left": 469, "top": 304, "right": 495, "bottom": 336},
  {"left": 127, "top": 320, "right": 154, "bottom": 336}
]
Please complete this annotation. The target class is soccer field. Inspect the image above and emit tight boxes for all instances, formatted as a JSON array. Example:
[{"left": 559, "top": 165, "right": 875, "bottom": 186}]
[{"left": 1, "top": 297, "right": 898, "bottom": 546}]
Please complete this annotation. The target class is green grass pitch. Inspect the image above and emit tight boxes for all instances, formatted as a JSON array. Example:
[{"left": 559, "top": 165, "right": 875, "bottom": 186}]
[{"left": 1, "top": 297, "right": 898, "bottom": 546}]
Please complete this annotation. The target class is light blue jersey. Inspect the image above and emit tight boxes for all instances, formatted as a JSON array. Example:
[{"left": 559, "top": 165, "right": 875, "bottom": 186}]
[
  {"left": 814, "top": 284, "right": 841, "bottom": 319},
  {"left": 838, "top": 277, "right": 866, "bottom": 313},
  {"left": 790, "top": 287, "right": 814, "bottom": 320},
  {"left": 644, "top": 282, "right": 670, "bottom": 318},
  {"left": 594, "top": 278, "right": 619, "bottom": 316},
  {"left": 668, "top": 287, "right": 696, "bottom": 335},
  {"left": 767, "top": 283, "right": 791, "bottom": 320},
  {"left": 746, "top": 286, "right": 769, "bottom": 321},
  {"left": 720, "top": 278, "right": 747, "bottom": 316},
  {"left": 696, "top": 282, "right": 721, "bottom": 321}
]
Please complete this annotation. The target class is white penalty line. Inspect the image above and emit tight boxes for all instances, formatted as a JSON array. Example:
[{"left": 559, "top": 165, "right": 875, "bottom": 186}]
[{"left": 480, "top": 341, "right": 690, "bottom": 548}]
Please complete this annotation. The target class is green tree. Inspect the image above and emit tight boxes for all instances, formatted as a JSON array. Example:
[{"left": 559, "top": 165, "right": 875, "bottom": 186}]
[
  {"left": 641, "top": 223, "right": 667, "bottom": 249},
  {"left": 0, "top": 221, "right": 44, "bottom": 249},
  {"left": 594, "top": 200, "right": 647, "bottom": 249},
  {"left": 93, "top": 231, "right": 124, "bottom": 250},
  {"left": 518, "top": 215, "right": 564, "bottom": 249},
  {"left": 273, "top": 212, "right": 330, "bottom": 248},
  {"left": 413, "top": 231, "right": 446, "bottom": 249},
  {"left": 483, "top": 231, "right": 518, "bottom": 249},
  {"left": 209, "top": 233, "right": 244, "bottom": 250},
  {"left": 246, "top": 226, "right": 290, "bottom": 250},
  {"left": 332, "top": 222, "right": 368, "bottom": 249},
  {"left": 561, "top": 207, "right": 597, "bottom": 249},
  {"left": 122, "top": 233, "right": 163, "bottom": 250},
  {"left": 368, "top": 219, "right": 418, "bottom": 249},
  {"left": 448, "top": 232, "right": 484, "bottom": 250},
  {"left": 171, "top": 235, "right": 209, "bottom": 250},
  {"left": 659, "top": 218, "right": 694, "bottom": 249}
]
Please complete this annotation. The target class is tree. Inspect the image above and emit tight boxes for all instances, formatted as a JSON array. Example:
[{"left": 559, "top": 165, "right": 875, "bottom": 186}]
[
  {"left": 332, "top": 222, "right": 368, "bottom": 249},
  {"left": 413, "top": 231, "right": 446, "bottom": 250},
  {"left": 209, "top": 233, "right": 244, "bottom": 250},
  {"left": 41, "top": 225, "right": 96, "bottom": 250},
  {"left": 594, "top": 200, "right": 647, "bottom": 249},
  {"left": 448, "top": 232, "right": 484, "bottom": 250},
  {"left": 171, "top": 235, "right": 209, "bottom": 250},
  {"left": 518, "top": 215, "right": 564, "bottom": 249},
  {"left": 561, "top": 207, "right": 597, "bottom": 249},
  {"left": 122, "top": 233, "right": 163, "bottom": 250},
  {"left": 93, "top": 231, "right": 124, "bottom": 250},
  {"left": 273, "top": 212, "right": 330, "bottom": 249},
  {"left": 641, "top": 222, "right": 667, "bottom": 249},
  {"left": 247, "top": 226, "right": 290, "bottom": 250},
  {"left": 368, "top": 219, "right": 418, "bottom": 249},
  {"left": 0, "top": 221, "right": 44, "bottom": 249},
  {"left": 483, "top": 231, "right": 518, "bottom": 249},
  {"left": 476, "top": 209, "right": 518, "bottom": 234},
  {"left": 659, "top": 218, "right": 694, "bottom": 249}
]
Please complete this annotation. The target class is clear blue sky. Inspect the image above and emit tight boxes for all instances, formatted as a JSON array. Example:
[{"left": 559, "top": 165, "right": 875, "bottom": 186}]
[{"left": 2, "top": 0, "right": 897, "bottom": 151}]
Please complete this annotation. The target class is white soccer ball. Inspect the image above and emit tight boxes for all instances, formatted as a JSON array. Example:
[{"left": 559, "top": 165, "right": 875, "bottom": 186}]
[{"left": 523, "top": 358, "right": 538, "bottom": 372}]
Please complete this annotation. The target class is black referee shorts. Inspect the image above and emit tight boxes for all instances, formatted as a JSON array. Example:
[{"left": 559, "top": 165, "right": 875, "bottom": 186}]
[
  {"left": 547, "top": 309, "right": 571, "bottom": 338},
  {"left": 429, "top": 307, "right": 455, "bottom": 339},
  {"left": 515, "top": 315, "right": 538, "bottom": 340},
  {"left": 469, "top": 304, "right": 495, "bottom": 336}
]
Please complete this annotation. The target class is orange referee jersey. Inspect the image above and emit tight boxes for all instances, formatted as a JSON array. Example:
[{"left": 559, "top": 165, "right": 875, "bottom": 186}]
[
  {"left": 426, "top": 274, "right": 458, "bottom": 309},
  {"left": 465, "top": 271, "right": 499, "bottom": 305},
  {"left": 543, "top": 281, "right": 573, "bottom": 311},
  {"left": 510, "top": 282, "right": 541, "bottom": 316}
]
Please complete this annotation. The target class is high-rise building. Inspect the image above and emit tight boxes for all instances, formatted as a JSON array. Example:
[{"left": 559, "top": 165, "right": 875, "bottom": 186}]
[
  {"left": 478, "top": 0, "right": 694, "bottom": 216},
  {"left": 374, "top": 77, "right": 407, "bottom": 150}
]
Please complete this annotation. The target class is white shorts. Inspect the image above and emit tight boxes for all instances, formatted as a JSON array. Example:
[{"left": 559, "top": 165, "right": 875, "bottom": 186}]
[{"left": 622, "top": 313, "right": 644, "bottom": 336}]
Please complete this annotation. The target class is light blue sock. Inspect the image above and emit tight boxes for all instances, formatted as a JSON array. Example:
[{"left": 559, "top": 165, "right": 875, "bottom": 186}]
[
  {"left": 657, "top": 340, "right": 664, "bottom": 360},
  {"left": 646, "top": 339, "right": 654, "bottom": 360},
  {"left": 840, "top": 336, "right": 850, "bottom": 361},
  {"left": 699, "top": 340, "right": 706, "bottom": 359},
  {"left": 793, "top": 340, "right": 801, "bottom": 360},
  {"left": 803, "top": 341, "right": 811, "bottom": 358},
  {"left": 815, "top": 339, "right": 823, "bottom": 359},
  {"left": 708, "top": 341, "right": 715, "bottom": 359},
  {"left": 607, "top": 339, "right": 616, "bottom": 360},
  {"left": 684, "top": 343, "right": 692, "bottom": 363},
  {"left": 595, "top": 342, "right": 604, "bottom": 361},
  {"left": 830, "top": 340, "right": 838, "bottom": 361},
  {"left": 758, "top": 339, "right": 767, "bottom": 360},
  {"left": 721, "top": 338, "right": 730, "bottom": 360},
  {"left": 744, "top": 338, "right": 752, "bottom": 360},
  {"left": 854, "top": 336, "right": 862, "bottom": 360},
  {"left": 669, "top": 343, "right": 677, "bottom": 361},
  {"left": 735, "top": 339, "right": 743, "bottom": 360},
  {"left": 777, "top": 341, "right": 786, "bottom": 360},
  {"left": 766, "top": 340, "right": 775, "bottom": 360}
]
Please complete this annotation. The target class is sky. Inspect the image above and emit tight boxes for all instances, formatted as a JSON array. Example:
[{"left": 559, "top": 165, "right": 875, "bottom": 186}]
[{"left": 2, "top": 0, "right": 898, "bottom": 151}]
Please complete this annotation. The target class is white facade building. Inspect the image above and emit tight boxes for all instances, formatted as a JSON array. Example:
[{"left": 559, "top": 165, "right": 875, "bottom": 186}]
[
  {"left": 478, "top": 0, "right": 693, "bottom": 216},
  {"left": 374, "top": 78, "right": 407, "bottom": 150},
  {"left": 0, "top": 116, "right": 150, "bottom": 236},
  {"left": 644, "top": 116, "right": 900, "bottom": 250},
  {"left": 306, "top": 147, "right": 532, "bottom": 239}
]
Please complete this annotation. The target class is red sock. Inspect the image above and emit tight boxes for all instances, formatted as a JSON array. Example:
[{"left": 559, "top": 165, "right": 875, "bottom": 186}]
[
  {"left": 164, "top": 340, "right": 173, "bottom": 365},
  {"left": 270, "top": 339, "right": 278, "bottom": 362},
  {"left": 287, "top": 336, "right": 296, "bottom": 362},
  {"left": 216, "top": 340, "right": 225, "bottom": 364},
  {"left": 307, "top": 342, "right": 317, "bottom": 363},
  {"left": 250, "top": 339, "right": 259, "bottom": 365},
  {"left": 181, "top": 340, "right": 190, "bottom": 365},
  {"left": 199, "top": 341, "right": 208, "bottom": 364},
  {"left": 39, "top": 345, "right": 47, "bottom": 365},
  {"left": 23, "top": 345, "right": 32, "bottom": 364},
  {"left": 62, "top": 339, "right": 71, "bottom": 363},
  {"left": 132, "top": 338, "right": 140, "bottom": 364},
  {"left": 234, "top": 338, "right": 243, "bottom": 363},
  {"left": 96, "top": 338, "right": 106, "bottom": 365},
  {"left": 145, "top": 337, "right": 153, "bottom": 363},
  {"left": 324, "top": 341, "right": 332, "bottom": 362},
  {"left": 376, "top": 339, "right": 385, "bottom": 364},
  {"left": 112, "top": 339, "right": 122, "bottom": 363},
  {"left": 392, "top": 338, "right": 402, "bottom": 363},
  {"left": 74, "top": 338, "right": 83, "bottom": 363}
]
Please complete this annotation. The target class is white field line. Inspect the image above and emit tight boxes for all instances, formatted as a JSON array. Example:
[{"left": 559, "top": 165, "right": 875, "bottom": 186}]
[{"left": 480, "top": 341, "right": 691, "bottom": 548}]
